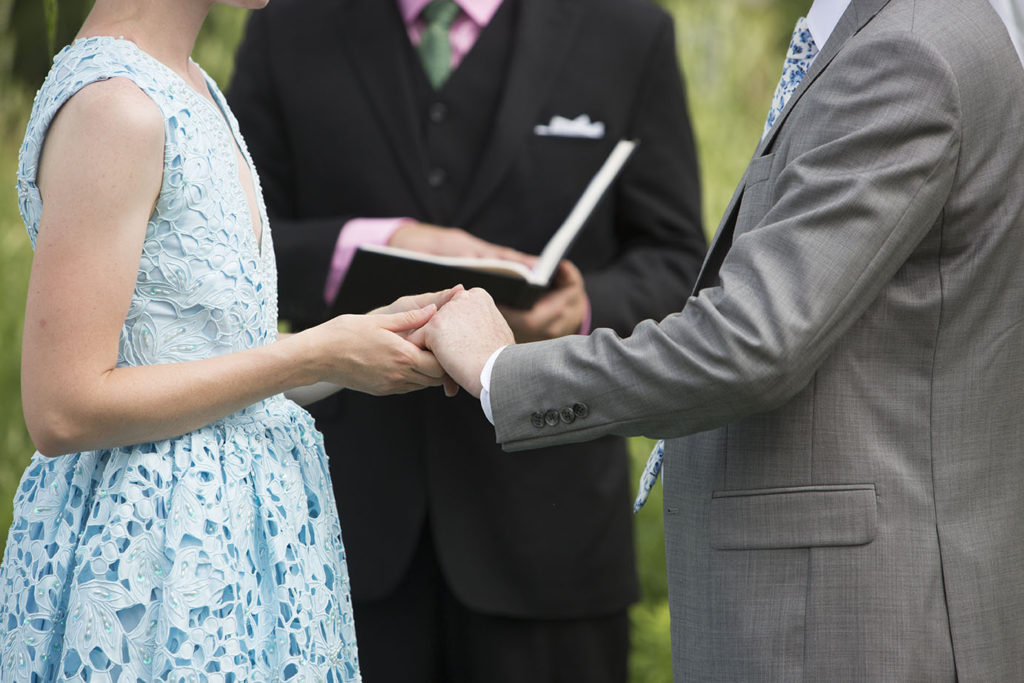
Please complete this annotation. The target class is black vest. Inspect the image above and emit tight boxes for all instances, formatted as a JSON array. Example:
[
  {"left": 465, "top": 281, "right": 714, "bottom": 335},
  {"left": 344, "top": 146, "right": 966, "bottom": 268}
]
[{"left": 401, "top": 0, "right": 518, "bottom": 223}]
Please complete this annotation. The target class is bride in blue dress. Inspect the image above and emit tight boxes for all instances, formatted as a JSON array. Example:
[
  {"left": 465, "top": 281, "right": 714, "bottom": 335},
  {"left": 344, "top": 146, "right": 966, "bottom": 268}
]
[{"left": 0, "top": 0, "right": 458, "bottom": 680}]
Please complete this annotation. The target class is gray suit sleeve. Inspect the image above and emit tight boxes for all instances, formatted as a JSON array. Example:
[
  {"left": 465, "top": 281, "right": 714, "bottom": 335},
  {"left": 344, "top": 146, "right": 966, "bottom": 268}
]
[{"left": 491, "top": 32, "right": 962, "bottom": 451}]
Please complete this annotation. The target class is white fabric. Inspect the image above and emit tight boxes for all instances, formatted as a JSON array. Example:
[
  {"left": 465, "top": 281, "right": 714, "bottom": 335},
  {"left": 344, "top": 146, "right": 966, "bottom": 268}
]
[
  {"left": 479, "top": 345, "right": 505, "bottom": 424},
  {"left": 807, "top": 0, "right": 852, "bottom": 49},
  {"left": 988, "top": 0, "right": 1024, "bottom": 63}
]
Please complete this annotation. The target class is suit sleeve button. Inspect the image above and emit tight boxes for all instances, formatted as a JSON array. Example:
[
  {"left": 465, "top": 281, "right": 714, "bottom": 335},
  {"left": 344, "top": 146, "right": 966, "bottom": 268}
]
[
  {"left": 572, "top": 402, "right": 590, "bottom": 418},
  {"left": 531, "top": 412, "right": 546, "bottom": 429},
  {"left": 544, "top": 409, "right": 560, "bottom": 427},
  {"left": 559, "top": 407, "right": 576, "bottom": 424}
]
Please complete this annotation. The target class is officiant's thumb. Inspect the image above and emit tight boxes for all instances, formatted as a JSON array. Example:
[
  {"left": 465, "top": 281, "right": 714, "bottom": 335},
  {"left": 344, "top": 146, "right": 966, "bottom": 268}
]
[{"left": 380, "top": 304, "right": 437, "bottom": 333}]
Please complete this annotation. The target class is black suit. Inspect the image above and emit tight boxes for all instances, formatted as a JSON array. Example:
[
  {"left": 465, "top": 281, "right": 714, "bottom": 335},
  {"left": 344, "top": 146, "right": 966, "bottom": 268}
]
[{"left": 229, "top": 0, "right": 704, "bottom": 679}]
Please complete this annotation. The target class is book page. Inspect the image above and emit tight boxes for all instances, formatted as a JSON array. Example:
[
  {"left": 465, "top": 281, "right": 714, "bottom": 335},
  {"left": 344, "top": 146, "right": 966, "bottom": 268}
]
[
  {"left": 353, "top": 139, "right": 637, "bottom": 288},
  {"left": 359, "top": 244, "right": 536, "bottom": 280},
  {"left": 530, "top": 139, "right": 638, "bottom": 284}
]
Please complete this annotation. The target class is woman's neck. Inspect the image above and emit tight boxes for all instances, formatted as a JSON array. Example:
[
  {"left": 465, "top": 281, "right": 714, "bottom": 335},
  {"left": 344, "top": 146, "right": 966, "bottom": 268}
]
[{"left": 77, "top": 0, "right": 213, "bottom": 81}]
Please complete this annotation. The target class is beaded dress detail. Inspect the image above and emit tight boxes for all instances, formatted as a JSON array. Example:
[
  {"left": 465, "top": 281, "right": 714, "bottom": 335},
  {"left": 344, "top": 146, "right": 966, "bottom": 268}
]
[{"left": 0, "top": 37, "right": 360, "bottom": 682}]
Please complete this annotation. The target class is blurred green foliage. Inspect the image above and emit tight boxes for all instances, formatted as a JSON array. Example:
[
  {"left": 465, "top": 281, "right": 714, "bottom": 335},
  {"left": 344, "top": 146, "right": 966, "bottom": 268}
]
[
  {"left": 0, "top": 1, "right": 809, "bottom": 680},
  {"left": 625, "top": 4, "right": 804, "bottom": 674},
  {"left": 0, "top": 0, "right": 34, "bottom": 577},
  {"left": 42, "top": 0, "right": 56, "bottom": 52}
]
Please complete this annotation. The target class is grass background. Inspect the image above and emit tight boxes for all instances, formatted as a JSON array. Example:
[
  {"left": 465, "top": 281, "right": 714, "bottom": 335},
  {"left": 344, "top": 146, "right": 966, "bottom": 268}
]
[{"left": 0, "top": 1, "right": 806, "bottom": 679}]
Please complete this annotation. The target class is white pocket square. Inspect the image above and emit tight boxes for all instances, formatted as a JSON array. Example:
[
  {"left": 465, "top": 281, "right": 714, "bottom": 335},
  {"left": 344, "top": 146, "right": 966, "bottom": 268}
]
[{"left": 534, "top": 114, "right": 606, "bottom": 139}]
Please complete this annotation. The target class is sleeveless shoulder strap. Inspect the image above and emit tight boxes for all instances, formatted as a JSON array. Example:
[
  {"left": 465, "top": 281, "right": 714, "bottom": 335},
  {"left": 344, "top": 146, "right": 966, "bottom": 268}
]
[{"left": 17, "top": 37, "right": 170, "bottom": 246}]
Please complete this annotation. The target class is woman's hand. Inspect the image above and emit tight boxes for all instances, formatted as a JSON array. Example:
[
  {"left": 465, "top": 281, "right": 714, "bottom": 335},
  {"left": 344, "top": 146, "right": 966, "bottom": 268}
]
[
  {"left": 297, "top": 306, "right": 447, "bottom": 396},
  {"left": 369, "top": 286, "right": 462, "bottom": 317},
  {"left": 370, "top": 288, "right": 463, "bottom": 396}
]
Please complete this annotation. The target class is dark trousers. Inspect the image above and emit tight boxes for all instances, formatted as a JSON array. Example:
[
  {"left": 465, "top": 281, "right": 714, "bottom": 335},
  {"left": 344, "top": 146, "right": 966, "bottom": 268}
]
[{"left": 352, "top": 526, "right": 629, "bottom": 683}]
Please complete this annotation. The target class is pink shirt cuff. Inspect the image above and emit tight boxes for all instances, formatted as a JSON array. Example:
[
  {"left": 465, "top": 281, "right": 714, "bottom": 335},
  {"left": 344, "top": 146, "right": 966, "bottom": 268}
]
[
  {"left": 578, "top": 296, "right": 592, "bottom": 335},
  {"left": 324, "top": 217, "right": 411, "bottom": 305}
]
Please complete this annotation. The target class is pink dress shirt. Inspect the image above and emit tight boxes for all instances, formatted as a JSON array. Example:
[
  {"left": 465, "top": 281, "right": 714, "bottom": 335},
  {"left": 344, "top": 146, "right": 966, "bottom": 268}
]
[
  {"left": 323, "top": 0, "right": 591, "bottom": 335},
  {"left": 323, "top": 0, "right": 503, "bottom": 306}
]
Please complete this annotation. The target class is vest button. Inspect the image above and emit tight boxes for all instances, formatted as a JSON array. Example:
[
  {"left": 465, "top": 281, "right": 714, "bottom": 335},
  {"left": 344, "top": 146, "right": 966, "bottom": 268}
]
[
  {"left": 427, "top": 167, "right": 447, "bottom": 188},
  {"left": 429, "top": 102, "right": 448, "bottom": 123}
]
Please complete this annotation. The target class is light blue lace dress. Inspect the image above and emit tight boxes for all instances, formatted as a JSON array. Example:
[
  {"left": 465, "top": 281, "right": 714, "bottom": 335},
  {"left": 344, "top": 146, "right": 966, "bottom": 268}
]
[{"left": 0, "top": 37, "right": 360, "bottom": 682}]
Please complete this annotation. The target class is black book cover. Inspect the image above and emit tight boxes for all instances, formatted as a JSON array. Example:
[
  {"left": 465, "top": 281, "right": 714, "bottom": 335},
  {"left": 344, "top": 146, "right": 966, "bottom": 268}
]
[{"left": 331, "top": 139, "right": 637, "bottom": 314}]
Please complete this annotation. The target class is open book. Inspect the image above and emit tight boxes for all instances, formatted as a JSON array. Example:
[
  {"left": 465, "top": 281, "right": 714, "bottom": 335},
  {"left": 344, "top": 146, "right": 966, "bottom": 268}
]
[{"left": 332, "top": 139, "right": 638, "bottom": 313}]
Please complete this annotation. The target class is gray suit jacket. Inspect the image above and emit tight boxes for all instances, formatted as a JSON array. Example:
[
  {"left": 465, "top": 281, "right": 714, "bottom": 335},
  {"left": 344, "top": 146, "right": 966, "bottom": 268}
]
[{"left": 490, "top": 0, "right": 1024, "bottom": 679}]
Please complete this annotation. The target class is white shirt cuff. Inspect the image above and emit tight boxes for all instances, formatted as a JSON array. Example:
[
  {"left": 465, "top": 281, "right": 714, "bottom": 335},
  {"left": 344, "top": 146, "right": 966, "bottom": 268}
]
[{"left": 479, "top": 345, "right": 507, "bottom": 425}]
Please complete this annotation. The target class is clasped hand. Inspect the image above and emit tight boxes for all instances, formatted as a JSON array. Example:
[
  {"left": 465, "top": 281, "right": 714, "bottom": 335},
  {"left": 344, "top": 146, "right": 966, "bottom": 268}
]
[
  {"left": 357, "top": 285, "right": 514, "bottom": 400},
  {"left": 385, "top": 222, "right": 593, "bottom": 397},
  {"left": 332, "top": 279, "right": 577, "bottom": 401},
  {"left": 343, "top": 222, "right": 588, "bottom": 399},
  {"left": 288, "top": 284, "right": 514, "bottom": 402}
]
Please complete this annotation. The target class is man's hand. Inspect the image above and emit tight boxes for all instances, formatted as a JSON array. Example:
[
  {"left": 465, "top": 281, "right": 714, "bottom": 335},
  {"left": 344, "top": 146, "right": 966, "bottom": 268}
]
[
  {"left": 500, "top": 260, "right": 588, "bottom": 343},
  {"left": 420, "top": 288, "right": 515, "bottom": 398},
  {"left": 389, "top": 221, "right": 537, "bottom": 266}
]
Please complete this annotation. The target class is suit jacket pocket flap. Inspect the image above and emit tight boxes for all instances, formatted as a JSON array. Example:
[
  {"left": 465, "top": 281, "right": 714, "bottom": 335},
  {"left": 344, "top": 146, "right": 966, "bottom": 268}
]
[
  {"left": 710, "top": 484, "right": 877, "bottom": 550},
  {"left": 743, "top": 152, "right": 775, "bottom": 186}
]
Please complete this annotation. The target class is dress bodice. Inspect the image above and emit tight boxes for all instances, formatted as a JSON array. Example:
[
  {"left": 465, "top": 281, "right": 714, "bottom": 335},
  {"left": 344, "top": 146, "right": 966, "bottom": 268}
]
[{"left": 17, "top": 36, "right": 279, "bottom": 366}]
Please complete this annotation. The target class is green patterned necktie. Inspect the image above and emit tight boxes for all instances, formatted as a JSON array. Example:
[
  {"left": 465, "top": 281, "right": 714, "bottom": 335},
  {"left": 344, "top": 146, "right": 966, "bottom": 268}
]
[{"left": 418, "top": 0, "right": 461, "bottom": 89}]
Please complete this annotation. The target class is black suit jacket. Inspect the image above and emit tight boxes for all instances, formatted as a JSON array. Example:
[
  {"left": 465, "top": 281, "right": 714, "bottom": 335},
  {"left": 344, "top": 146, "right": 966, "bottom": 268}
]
[{"left": 228, "top": 0, "right": 704, "bottom": 618}]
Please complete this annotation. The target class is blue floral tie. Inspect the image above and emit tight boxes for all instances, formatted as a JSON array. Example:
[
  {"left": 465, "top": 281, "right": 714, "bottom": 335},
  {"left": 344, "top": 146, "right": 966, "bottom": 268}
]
[
  {"left": 633, "top": 18, "right": 819, "bottom": 515},
  {"left": 633, "top": 439, "right": 665, "bottom": 513},
  {"left": 762, "top": 17, "right": 819, "bottom": 140}
]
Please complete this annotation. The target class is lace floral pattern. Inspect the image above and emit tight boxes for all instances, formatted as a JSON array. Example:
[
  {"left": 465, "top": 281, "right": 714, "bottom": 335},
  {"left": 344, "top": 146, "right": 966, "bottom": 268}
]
[{"left": 1, "top": 37, "right": 360, "bottom": 681}]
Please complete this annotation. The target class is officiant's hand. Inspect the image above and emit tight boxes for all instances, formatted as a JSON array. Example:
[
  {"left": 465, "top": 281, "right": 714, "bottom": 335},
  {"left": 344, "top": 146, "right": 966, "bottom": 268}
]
[
  {"left": 420, "top": 288, "right": 514, "bottom": 398},
  {"left": 389, "top": 221, "right": 537, "bottom": 267},
  {"left": 500, "top": 260, "right": 587, "bottom": 343}
]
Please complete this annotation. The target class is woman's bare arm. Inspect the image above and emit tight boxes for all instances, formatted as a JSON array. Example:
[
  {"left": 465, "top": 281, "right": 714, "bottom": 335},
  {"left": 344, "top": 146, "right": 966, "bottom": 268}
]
[{"left": 22, "top": 79, "right": 445, "bottom": 456}]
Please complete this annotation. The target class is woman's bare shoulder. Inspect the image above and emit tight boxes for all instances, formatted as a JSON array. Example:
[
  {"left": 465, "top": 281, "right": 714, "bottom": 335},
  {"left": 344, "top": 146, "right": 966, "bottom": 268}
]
[
  {"left": 55, "top": 76, "right": 164, "bottom": 147},
  {"left": 39, "top": 76, "right": 165, "bottom": 207}
]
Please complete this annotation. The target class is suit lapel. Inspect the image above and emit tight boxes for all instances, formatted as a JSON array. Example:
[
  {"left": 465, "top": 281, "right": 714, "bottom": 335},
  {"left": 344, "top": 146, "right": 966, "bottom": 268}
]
[
  {"left": 338, "top": 0, "right": 438, "bottom": 220},
  {"left": 454, "top": 0, "right": 585, "bottom": 227},
  {"left": 756, "top": 0, "right": 892, "bottom": 155},
  {"left": 693, "top": 0, "right": 893, "bottom": 291}
]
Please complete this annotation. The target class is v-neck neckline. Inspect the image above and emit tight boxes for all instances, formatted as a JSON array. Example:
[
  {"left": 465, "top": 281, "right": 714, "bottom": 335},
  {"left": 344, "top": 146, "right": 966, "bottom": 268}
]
[{"left": 197, "top": 75, "right": 266, "bottom": 258}]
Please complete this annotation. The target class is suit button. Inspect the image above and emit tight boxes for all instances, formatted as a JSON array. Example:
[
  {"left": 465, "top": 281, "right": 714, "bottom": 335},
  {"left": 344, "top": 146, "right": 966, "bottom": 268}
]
[
  {"left": 429, "top": 102, "right": 447, "bottom": 123},
  {"left": 531, "top": 412, "right": 546, "bottom": 429},
  {"left": 572, "top": 402, "right": 589, "bottom": 418},
  {"left": 427, "top": 167, "right": 446, "bottom": 187},
  {"left": 544, "top": 409, "right": 560, "bottom": 427},
  {"left": 559, "top": 407, "right": 576, "bottom": 424}
]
